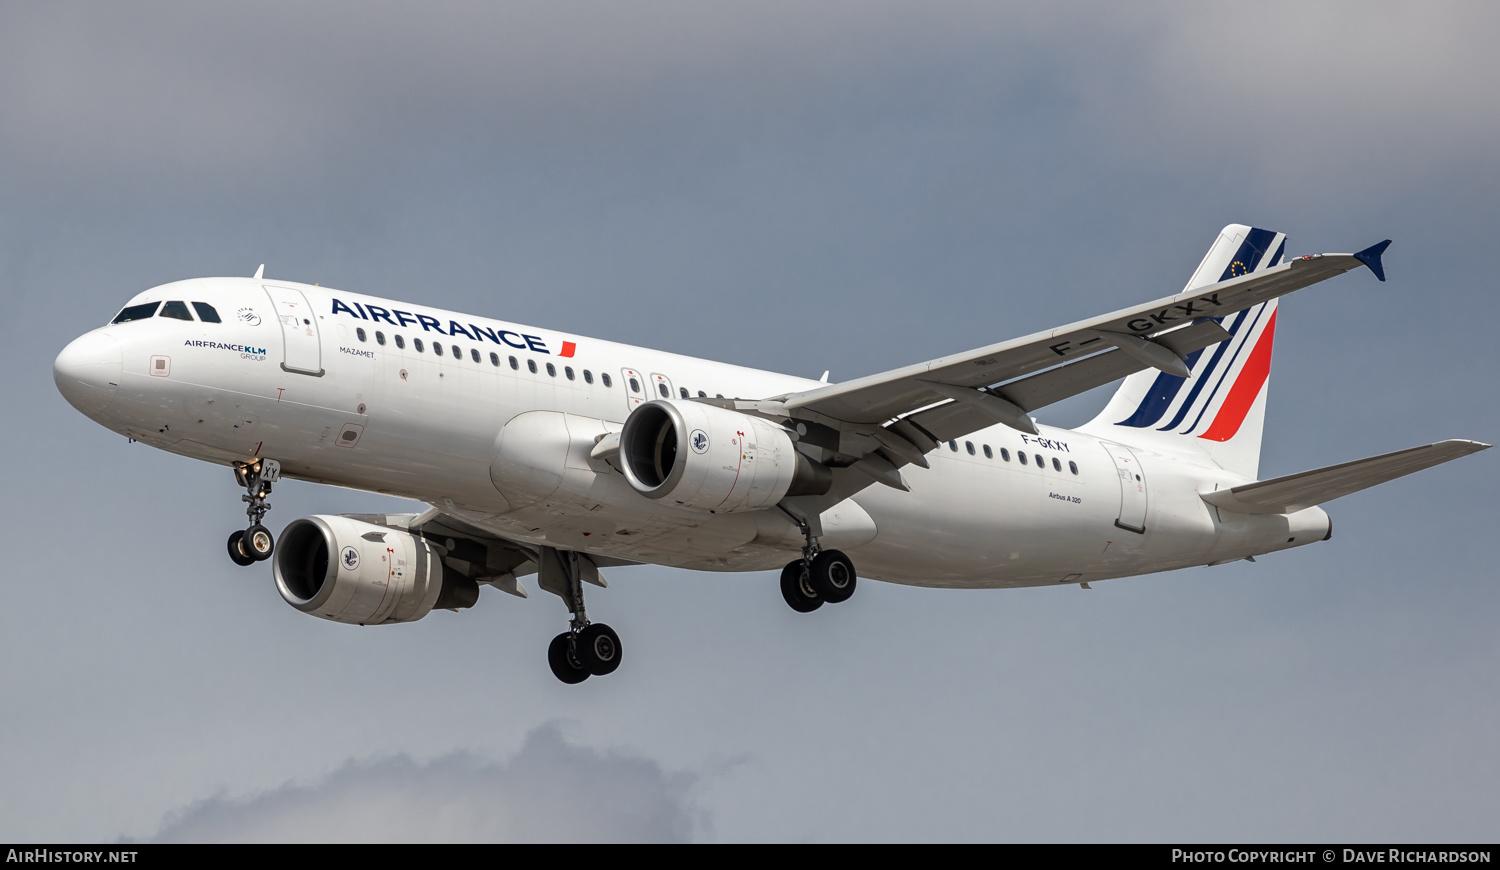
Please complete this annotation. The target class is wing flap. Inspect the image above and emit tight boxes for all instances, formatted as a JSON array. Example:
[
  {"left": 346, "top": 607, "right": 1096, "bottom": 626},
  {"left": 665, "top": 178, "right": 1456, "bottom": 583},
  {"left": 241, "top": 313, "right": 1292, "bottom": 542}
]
[{"left": 1202, "top": 440, "right": 1490, "bottom": 515}]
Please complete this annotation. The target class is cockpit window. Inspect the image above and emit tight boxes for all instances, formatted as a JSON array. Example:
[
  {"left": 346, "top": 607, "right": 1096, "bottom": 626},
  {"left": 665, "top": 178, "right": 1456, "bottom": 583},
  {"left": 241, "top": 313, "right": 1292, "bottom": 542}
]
[
  {"left": 160, "top": 301, "right": 194, "bottom": 321},
  {"left": 191, "top": 302, "right": 222, "bottom": 323},
  {"left": 112, "top": 302, "right": 160, "bottom": 323}
]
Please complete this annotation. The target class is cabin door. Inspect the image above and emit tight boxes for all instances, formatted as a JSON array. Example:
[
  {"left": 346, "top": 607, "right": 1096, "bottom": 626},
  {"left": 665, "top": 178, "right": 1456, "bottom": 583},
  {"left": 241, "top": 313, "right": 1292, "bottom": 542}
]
[
  {"left": 1102, "top": 442, "right": 1148, "bottom": 533},
  {"left": 263, "top": 285, "right": 323, "bottom": 376}
]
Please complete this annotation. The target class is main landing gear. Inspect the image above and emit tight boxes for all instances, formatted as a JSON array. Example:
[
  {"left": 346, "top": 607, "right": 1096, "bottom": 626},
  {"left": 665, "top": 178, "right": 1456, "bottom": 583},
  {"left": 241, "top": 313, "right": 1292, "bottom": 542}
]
[
  {"left": 538, "top": 546, "right": 622, "bottom": 684},
  {"left": 227, "top": 459, "right": 280, "bottom": 567},
  {"left": 778, "top": 508, "right": 857, "bottom": 613},
  {"left": 780, "top": 549, "right": 857, "bottom": 612}
]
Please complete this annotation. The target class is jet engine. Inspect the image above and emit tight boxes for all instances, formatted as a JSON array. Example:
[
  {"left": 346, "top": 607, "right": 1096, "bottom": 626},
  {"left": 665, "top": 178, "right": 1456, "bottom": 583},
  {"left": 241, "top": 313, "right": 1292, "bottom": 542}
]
[
  {"left": 273, "top": 515, "right": 479, "bottom": 625},
  {"left": 618, "top": 399, "right": 831, "bottom": 513}
]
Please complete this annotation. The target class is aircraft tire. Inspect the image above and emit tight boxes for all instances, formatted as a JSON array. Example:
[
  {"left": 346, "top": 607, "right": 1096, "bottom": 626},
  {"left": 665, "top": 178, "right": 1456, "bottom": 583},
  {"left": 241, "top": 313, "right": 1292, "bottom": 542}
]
[
  {"left": 779, "top": 561, "right": 823, "bottom": 613},
  {"left": 227, "top": 530, "right": 256, "bottom": 567},
  {"left": 577, "top": 623, "right": 623, "bottom": 676},
  {"left": 244, "top": 524, "right": 275, "bottom": 562},
  {"left": 548, "top": 632, "right": 590, "bottom": 684},
  {"left": 810, "top": 550, "right": 857, "bottom": 604}
]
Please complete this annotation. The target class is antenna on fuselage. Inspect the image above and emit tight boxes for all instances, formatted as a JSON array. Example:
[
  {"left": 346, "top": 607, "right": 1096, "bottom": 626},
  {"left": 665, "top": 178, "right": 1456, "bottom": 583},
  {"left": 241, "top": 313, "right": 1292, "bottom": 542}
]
[
  {"left": 820, "top": 371, "right": 830, "bottom": 383},
  {"left": 253, "top": 264, "right": 265, "bottom": 280}
]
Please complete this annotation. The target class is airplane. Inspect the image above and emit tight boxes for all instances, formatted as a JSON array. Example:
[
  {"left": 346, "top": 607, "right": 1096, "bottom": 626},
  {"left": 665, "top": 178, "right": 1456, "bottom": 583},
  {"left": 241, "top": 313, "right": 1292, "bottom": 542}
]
[{"left": 53, "top": 225, "right": 1488, "bottom": 684}]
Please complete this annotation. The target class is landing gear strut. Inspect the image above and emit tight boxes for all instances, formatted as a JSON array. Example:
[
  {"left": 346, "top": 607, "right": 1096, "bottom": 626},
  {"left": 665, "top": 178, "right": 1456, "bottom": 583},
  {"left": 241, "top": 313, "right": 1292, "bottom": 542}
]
[
  {"left": 778, "top": 507, "right": 857, "bottom": 613},
  {"left": 227, "top": 459, "right": 280, "bottom": 566},
  {"left": 538, "top": 546, "right": 622, "bottom": 684}
]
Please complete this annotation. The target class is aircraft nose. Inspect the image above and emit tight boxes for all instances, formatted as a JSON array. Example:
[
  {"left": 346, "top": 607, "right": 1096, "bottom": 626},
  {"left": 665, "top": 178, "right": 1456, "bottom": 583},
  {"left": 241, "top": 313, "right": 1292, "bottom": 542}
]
[{"left": 54, "top": 331, "right": 123, "bottom": 417}]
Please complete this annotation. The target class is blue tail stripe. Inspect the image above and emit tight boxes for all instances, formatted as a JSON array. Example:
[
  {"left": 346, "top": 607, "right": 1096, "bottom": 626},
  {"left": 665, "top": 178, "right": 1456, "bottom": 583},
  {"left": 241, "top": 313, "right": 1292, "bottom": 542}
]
[
  {"left": 1180, "top": 301, "right": 1271, "bottom": 434},
  {"left": 1116, "top": 367, "right": 1193, "bottom": 428},
  {"left": 1267, "top": 238, "right": 1286, "bottom": 268},
  {"left": 1153, "top": 309, "right": 1249, "bottom": 431}
]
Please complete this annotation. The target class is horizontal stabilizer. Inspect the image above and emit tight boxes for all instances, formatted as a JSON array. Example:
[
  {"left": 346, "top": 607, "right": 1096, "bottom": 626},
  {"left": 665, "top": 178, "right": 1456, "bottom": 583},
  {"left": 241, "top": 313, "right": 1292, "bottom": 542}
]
[{"left": 1202, "top": 439, "right": 1490, "bottom": 515}]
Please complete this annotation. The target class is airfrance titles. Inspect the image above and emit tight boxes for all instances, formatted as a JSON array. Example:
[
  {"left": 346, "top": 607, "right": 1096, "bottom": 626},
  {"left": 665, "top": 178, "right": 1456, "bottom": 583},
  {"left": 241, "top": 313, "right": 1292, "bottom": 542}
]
[
  {"left": 183, "top": 339, "right": 266, "bottom": 360},
  {"left": 330, "top": 298, "right": 577, "bottom": 358}
]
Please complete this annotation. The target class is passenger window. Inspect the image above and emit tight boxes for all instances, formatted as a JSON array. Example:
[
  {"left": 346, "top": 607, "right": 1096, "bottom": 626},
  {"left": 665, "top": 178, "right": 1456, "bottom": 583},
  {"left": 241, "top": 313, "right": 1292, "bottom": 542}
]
[
  {"left": 1019, "top": 452, "right": 1028, "bottom": 466},
  {"left": 716, "top": 394, "right": 724, "bottom": 399},
  {"left": 983, "top": 445, "right": 993, "bottom": 459},
  {"left": 1053, "top": 457, "right": 1062, "bottom": 472},
  {"left": 490, "top": 352, "right": 499, "bottom": 366},
  {"left": 160, "top": 300, "right": 193, "bottom": 321},
  {"left": 396, "top": 335, "right": 406, "bottom": 349},
  {"left": 376, "top": 331, "right": 386, "bottom": 346},
  {"left": 680, "top": 387, "right": 689, "bottom": 399},
  {"left": 584, "top": 370, "right": 594, "bottom": 384},
  {"left": 414, "top": 338, "right": 424, "bottom": 352},
  {"left": 629, "top": 377, "right": 640, "bottom": 392},
  {"left": 111, "top": 302, "right": 160, "bottom": 323},
  {"left": 434, "top": 343, "right": 444, "bottom": 357},
  {"left": 565, "top": 366, "right": 575, "bottom": 381},
  {"left": 602, "top": 373, "right": 613, "bottom": 388},
  {"left": 191, "top": 302, "right": 222, "bottom": 323},
  {"left": 356, "top": 327, "right": 367, "bottom": 342},
  {"left": 965, "top": 441, "right": 975, "bottom": 455},
  {"left": 698, "top": 391, "right": 706, "bottom": 398},
  {"left": 509, "top": 356, "right": 519, "bottom": 370},
  {"left": 949, "top": 441, "right": 958, "bottom": 452},
  {"left": 1069, "top": 461, "right": 1079, "bottom": 475},
  {"left": 528, "top": 359, "right": 538, "bottom": 374},
  {"left": 471, "top": 348, "right": 481, "bottom": 363},
  {"left": 657, "top": 383, "right": 668, "bottom": 397},
  {"left": 546, "top": 363, "right": 556, "bottom": 377},
  {"left": 1001, "top": 448, "right": 1011, "bottom": 462}
]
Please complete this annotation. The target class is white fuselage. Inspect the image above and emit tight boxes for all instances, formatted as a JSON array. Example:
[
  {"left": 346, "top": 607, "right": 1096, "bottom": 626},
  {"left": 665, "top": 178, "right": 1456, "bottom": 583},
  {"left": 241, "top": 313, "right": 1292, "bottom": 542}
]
[{"left": 56, "top": 277, "right": 1330, "bottom": 589}]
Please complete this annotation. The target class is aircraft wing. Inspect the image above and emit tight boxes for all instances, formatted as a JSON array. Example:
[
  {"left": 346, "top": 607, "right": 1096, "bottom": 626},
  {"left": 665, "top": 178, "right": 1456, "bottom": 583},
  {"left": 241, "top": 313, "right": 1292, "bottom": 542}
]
[
  {"left": 778, "top": 244, "right": 1388, "bottom": 438},
  {"left": 1201, "top": 440, "right": 1490, "bottom": 515},
  {"left": 718, "top": 241, "right": 1390, "bottom": 514}
]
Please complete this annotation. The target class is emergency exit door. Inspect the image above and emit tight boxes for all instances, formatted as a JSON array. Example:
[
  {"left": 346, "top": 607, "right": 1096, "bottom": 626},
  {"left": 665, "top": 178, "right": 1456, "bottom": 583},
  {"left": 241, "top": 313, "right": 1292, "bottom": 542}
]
[{"left": 621, "top": 368, "right": 647, "bottom": 413}]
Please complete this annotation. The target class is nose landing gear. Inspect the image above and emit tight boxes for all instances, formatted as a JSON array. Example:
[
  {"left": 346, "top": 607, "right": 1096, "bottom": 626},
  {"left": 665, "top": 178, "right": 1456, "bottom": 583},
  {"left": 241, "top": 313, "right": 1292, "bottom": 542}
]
[{"left": 227, "top": 459, "right": 280, "bottom": 566}]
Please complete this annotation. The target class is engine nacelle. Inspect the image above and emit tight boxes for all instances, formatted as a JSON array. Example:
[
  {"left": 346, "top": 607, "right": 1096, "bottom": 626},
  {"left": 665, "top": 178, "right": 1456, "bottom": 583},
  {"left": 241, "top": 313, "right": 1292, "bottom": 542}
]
[
  {"left": 618, "top": 399, "right": 831, "bottom": 513},
  {"left": 273, "top": 515, "right": 479, "bottom": 626}
]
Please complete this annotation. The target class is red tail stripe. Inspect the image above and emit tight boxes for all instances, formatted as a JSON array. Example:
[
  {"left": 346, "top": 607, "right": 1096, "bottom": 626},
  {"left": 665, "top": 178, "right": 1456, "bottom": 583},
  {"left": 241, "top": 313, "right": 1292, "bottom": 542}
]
[{"left": 1198, "top": 309, "right": 1277, "bottom": 443}]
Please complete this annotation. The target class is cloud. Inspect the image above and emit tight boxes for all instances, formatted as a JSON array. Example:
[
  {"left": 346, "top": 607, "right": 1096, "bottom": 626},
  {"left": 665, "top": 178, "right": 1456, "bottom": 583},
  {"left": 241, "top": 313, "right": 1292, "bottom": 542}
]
[
  {"left": 8, "top": 3, "right": 1495, "bottom": 189},
  {"left": 138, "top": 724, "right": 701, "bottom": 843}
]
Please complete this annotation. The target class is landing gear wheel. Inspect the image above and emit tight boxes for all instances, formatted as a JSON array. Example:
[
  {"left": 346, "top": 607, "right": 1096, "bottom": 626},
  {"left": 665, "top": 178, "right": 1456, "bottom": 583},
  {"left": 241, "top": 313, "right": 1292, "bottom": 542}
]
[
  {"left": 227, "top": 530, "right": 256, "bottom": 567},
  {"left": 810, "top": 549, "right": 856, "bottom": 603},
  {"left": 780, "top": 561, "right": 823, "bottom": 612},
  {"left": 243, "top": 524, "right": 275, "bottom": 562},
  {"left": 577, "top": 623, "right": 623, "bottom": 676},
  {"left": 548, "top": 632, "right": 590, "bottom": 684}
]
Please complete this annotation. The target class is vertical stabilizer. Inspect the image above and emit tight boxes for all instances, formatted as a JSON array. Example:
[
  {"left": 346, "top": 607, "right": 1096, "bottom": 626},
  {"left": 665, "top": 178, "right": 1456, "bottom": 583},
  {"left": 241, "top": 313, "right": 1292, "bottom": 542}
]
[{"left": 1081, "top": 225, "right": 1285, "bottom": 479}]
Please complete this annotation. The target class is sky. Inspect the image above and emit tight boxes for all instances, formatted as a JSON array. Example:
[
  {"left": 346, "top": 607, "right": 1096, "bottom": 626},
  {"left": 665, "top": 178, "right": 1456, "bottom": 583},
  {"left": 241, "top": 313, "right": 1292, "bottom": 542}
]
[{"left": 1, "top": 1, "right": 1497, "bottom": 843}]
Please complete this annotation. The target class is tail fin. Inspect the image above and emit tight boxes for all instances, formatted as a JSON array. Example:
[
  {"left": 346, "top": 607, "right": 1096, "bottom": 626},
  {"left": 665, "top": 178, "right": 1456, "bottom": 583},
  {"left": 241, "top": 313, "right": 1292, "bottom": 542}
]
[{"left": 1082, "top": 225, "right": 1287, "bottom": 479}]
